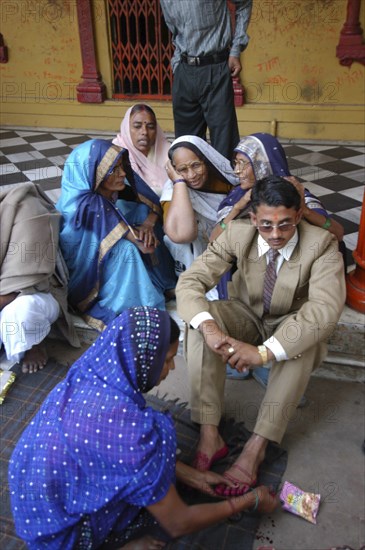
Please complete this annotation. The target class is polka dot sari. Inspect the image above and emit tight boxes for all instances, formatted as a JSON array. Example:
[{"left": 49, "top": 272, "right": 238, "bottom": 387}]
[{"left": 9, "top": 307, "right": 176, "bottom": 549}]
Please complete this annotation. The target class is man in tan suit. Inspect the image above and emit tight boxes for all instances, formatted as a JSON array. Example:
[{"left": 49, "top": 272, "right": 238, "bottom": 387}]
[{"left": 176, "top": 176, "right": 346, "bottom": 497}]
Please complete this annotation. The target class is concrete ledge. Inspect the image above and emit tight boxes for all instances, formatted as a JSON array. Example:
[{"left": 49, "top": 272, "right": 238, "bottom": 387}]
[
  {"left": 318, "top": 305, "right": 365, "bottom": 383},
  {"left": 327, "top": 305, "right": 365, "bottom": 360},
  {"left": 313, "top": 361, "right": 364, "bottom": 383},
  {"left": 1, "top": 100, "right": 364, "bottom": 141},
  {"left": 70, "top": 303, "right": 365, "bottom": 383}
]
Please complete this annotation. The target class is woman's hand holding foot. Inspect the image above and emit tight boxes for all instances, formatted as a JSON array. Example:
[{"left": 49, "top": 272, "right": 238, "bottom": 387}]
[
  {"left": 229, "top": 485, "right": 279, "bottom": 515},
  {"left": 192, "top": 470, "right": 236, "bottom": 497},
  {"left": 176, "top": 460, "right": 235, "bottom": 497}
]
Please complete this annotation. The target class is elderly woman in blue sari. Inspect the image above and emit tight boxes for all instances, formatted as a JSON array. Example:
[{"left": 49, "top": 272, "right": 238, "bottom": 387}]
[
  {"left": 210, "top": 133, "right": 345, "bottom": 245},
  {"left": 9, "top": 307, "right": 278, "bottom": 549},
  {"left": 56, "top": 139, "right": 176, "bottom": 331}
]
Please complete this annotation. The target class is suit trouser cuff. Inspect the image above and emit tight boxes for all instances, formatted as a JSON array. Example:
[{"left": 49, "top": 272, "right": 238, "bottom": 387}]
[{"left": 253, "top": 342, "right": 327, "bottom": 444}]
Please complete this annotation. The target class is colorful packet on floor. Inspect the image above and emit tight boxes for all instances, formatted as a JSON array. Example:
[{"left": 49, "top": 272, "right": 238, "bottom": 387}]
[
  {"left": 0, "top": 369, "right": 16, "bottom": 405},
  {"left": 280, "top": 481, "right": 321, "bottom": 524}
]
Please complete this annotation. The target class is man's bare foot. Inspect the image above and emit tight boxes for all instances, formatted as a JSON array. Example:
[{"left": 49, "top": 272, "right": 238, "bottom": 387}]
[
  {"left": 119, "top": 535, "right": 166, "bottom": 549},
  {"left": 192, "top": 425, "right": 228, "bottom": 471},
  {"left": 22, "top": 342, "right": 48, "bottom": 374},
  {"left": 215, "top": 434, "right": 268, "bottom": 497}
]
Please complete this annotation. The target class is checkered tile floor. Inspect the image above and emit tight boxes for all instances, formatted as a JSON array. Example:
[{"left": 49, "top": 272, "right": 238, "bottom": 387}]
[{"left": 1, "top": 127, "right": 364, "bottom": 269}]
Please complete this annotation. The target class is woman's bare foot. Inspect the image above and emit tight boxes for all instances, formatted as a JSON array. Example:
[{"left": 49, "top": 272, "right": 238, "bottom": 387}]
[
  {"left": 21, "top": 342, "right": 48, "bottom": 374},
  {"left": 120, "top": 535, "right": 166, "bottom": 549}
]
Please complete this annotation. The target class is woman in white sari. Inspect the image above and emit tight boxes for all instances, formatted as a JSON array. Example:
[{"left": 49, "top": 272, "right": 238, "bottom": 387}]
[{"left": 161, "top": 136, "right": 238, "bottom": 279}]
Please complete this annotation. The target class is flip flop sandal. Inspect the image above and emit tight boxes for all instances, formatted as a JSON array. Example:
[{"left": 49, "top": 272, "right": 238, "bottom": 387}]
[{"left": 192, "top": 444, "right": 229, "bottom": 472}]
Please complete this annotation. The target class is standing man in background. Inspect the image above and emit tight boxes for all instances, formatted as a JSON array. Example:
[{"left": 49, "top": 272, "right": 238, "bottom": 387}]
[{"left": 160, "top": 0, "right": 252, "bottom": 159}]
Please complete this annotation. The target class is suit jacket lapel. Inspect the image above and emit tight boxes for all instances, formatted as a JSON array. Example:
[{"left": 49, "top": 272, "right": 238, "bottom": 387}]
[{"left": 243, "top": 234, "right": 267, "bottom": 315}]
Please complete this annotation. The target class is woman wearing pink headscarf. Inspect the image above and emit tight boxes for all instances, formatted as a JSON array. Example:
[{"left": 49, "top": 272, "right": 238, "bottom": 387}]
[
  {"left": 113, "top": 104, "right": 170, "bottom": 197},
  {"left": 113, "top": 104, "right": 177, "bottom": 298}
]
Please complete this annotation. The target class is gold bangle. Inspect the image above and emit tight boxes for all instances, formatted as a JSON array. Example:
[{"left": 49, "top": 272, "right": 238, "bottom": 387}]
[{"left": 257, "top": 345, "right": 268, "bottom": 365}]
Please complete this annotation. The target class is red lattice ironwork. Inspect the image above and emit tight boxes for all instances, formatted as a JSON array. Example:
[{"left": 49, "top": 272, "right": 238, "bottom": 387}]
[{"left": 108, "top": 0, "right": 174, "bottom": 99}]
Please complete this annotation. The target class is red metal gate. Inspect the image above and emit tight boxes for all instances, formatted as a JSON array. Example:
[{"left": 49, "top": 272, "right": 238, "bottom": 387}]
[{"left": 108, "top": 0, "right": 174, "bottom": 99}]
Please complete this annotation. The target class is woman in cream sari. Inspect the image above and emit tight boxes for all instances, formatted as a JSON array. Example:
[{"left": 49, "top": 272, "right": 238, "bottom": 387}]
[{"left": 161, "top": 135, "right": 238, "bottom": 279}]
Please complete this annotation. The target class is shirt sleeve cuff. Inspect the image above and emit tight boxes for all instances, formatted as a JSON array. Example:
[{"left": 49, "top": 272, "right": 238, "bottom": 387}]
[
  {"left": 190, "top": 312, "right": 214, "bottom": 329},
  {"left": 229, "top": 47, "right": 242, "bottom": 58},
  {"left": 264, "top": 337, "right": 288, "bottom": 362}
]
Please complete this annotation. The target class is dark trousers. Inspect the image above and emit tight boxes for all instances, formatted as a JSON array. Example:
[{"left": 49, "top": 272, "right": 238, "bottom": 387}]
[{"left": 172, "top": 61, "right": 240, "bottom": 160}]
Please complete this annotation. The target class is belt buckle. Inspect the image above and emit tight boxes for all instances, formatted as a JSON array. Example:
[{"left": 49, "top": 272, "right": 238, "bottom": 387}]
[{"left": 187, "top": 56, "right": 199, "bottom": 66}]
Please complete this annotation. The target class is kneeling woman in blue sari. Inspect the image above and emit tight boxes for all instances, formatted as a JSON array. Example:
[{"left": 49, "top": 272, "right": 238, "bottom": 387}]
[
  {"left": 9, "top": 307, "right": 278, "bottom": 549},
  {"left": 56, "top": 139, "right": 176, "bottom": 331}
]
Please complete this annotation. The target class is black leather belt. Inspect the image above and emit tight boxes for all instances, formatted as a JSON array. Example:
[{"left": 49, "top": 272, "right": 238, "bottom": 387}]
[{"left": 180, "top": 50, "right": 229, "bottom": 66}]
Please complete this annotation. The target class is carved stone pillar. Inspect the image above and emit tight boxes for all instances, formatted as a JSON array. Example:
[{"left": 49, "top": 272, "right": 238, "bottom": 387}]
[
  {"left": 336, "top": 0, "right": 365, "bottom": 66},
  {"left": 346, "top": 191, "right": 365, "bottom": 313},
  {"left": 76, "top": 0, "right": 106, "bottom": 103}
]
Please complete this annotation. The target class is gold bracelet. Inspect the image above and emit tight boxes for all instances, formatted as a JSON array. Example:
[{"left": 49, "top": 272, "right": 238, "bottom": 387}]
[{"left": 257, "top": 345, "right": 268, "bottom": 365}]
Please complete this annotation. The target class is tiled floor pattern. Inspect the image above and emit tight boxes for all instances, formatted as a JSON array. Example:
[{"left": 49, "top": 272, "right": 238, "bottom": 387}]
[{"left": 0, "top": 128, "right": 364, "bottom": 268}]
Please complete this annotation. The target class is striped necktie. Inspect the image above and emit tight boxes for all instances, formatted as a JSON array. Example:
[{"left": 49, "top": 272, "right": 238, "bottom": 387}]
[{"left": 263, "top": 248, "right": 279, "bottom": 313}]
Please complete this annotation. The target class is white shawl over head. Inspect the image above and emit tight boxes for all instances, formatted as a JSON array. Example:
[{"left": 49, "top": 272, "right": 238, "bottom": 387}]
[{"left": 160, "top": 135, "right": 238, "bottom": 222}]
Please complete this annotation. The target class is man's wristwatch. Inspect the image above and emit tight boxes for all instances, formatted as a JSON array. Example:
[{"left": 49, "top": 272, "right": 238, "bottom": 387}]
[{"left": 257, "top": 345, "right": 268, "bottom": 365}]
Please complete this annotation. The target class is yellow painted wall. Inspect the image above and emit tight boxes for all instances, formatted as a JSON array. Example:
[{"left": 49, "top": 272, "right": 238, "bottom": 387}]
[
  {"left": 239, "top": 0, "right": 365, "bottom": 139},
  {"left": 245, "top": 1, "right": 365, "bottom": 106},
  {"left": 0, "top": 1, "right": 82, "bottom": 103},
  {"left": 0, "top": 0, "right": 364, "bottom": 141}
]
